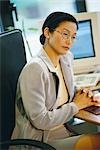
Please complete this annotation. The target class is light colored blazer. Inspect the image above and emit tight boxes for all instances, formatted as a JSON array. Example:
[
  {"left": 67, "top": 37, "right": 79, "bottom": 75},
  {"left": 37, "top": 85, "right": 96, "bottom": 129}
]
[{"left": 12, "top": 48, "right": 79, "bottom": 142}]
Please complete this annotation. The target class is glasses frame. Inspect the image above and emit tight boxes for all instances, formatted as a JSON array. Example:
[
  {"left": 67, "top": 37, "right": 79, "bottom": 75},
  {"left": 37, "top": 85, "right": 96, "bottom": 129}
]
[{"left": 51, "top": 28, "right": 77, "bottom": 41}]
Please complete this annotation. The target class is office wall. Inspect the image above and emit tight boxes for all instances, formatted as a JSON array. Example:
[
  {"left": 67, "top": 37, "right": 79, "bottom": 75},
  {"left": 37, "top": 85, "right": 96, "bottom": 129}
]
[{"left": 86, "top": 0, "right": 100, "bottom": 12}]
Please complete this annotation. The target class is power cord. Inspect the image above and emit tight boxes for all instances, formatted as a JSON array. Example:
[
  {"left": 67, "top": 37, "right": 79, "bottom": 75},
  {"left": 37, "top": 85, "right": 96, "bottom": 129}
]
[{"left": 22, "top": 20, "right": 33, "bottom": 57}]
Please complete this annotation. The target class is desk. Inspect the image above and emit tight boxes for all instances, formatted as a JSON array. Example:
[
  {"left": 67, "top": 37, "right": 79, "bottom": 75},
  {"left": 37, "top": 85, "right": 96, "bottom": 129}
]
[
  {"left": 75, "top": 109, "right": 100, "bottom": 126},
  {"left": 75, "top": 82, "right": 100, "bottom": 126}
]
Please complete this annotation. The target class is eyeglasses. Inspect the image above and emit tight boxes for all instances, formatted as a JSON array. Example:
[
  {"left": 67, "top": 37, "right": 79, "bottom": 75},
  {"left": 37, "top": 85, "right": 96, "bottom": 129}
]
[{"left": 52, "top": 29, "right": 77, "bottom": 41}]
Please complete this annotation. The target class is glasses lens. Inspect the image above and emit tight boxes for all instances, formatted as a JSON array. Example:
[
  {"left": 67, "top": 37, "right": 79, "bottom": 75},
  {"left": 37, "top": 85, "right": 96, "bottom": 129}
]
[
  {"left": 62, "top": 31, "right": 76, "bottom": 41},
  {"left": 62, "top": 31, "right": 69, "bottom": 40}
]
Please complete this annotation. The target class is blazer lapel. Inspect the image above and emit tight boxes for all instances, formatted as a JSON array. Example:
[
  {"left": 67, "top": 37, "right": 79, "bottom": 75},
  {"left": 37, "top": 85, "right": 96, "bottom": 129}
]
[{"left": 60, "top": 56, "right": 74, "bottom": 99}]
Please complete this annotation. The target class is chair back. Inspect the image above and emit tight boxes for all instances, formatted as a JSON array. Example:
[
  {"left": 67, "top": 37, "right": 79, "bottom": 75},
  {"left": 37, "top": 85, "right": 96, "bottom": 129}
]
[{"left": 0, "top": 29, "right": 27, "bottom": 142}]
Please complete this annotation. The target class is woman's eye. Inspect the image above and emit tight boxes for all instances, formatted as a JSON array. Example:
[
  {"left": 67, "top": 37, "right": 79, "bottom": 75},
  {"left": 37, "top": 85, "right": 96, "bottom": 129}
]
[
  {"left": 63, "top": 33, "right": 68, "bottom": 36},
  {"left": 72, "top": 36, "right": 76, "bottom": 39}
]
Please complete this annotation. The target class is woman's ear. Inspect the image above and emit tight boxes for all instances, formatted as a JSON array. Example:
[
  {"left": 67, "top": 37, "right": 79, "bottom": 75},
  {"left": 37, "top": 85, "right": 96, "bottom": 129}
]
[{"left": 44, "top": 27, "right": 50, "bottom": 39}]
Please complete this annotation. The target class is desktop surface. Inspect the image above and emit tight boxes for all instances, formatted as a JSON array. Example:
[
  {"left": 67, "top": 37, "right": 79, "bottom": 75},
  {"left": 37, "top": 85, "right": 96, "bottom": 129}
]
[
  {"left": 75, "top": 81, "right": 100, "bottom": 126},
  {"left": 75, "top": 109, "right": 100, "bottom": 126}
]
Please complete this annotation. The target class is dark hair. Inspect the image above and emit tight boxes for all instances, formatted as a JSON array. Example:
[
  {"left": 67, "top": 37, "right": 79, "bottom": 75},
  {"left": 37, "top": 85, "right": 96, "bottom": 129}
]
[{"left": 40, "top": 11, "right": 78, "bottom": 45}]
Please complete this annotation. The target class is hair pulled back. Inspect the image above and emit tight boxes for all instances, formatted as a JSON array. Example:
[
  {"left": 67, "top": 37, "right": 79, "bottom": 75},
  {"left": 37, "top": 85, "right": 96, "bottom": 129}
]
[{"left": 40, "top": 11, "right": 78, "bottom": 45}]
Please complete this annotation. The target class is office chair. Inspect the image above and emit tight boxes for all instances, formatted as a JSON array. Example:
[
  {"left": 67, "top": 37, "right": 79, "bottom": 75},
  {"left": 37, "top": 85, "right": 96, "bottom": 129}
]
[
  {"left": 0, "top": 29, "right": 56, "bottom": 150},
  {"left": 0, "top": 139, "right": 56, "bottom": 150}
]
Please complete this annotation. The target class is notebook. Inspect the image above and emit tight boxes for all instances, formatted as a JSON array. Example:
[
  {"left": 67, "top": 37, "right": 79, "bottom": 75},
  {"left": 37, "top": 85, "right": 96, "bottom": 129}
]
[{"left": 84, "top": 105, "right": 100, "bottom": 115}]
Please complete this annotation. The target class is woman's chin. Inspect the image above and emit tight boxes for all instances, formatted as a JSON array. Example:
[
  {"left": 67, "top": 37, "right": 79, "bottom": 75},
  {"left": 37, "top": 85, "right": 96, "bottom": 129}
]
[{"left": 61, "top": 50, "right": 69, "bottom": 55}]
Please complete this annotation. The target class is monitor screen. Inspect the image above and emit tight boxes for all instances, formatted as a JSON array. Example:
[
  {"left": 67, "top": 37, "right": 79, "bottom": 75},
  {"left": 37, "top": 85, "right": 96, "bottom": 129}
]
[{"left": 70, "top": 19, "right": 95, "bottom": 59}]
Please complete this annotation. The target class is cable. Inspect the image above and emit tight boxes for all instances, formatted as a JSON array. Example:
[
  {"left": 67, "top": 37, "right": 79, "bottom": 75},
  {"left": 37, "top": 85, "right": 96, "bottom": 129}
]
[{"left": 22, "top": 20, "right": 33, "bottom": 57}]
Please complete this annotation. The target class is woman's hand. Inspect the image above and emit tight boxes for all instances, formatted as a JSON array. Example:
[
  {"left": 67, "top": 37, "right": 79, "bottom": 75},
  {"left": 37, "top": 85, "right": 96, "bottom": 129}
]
[
  {"left": 73, "top": 89, "right": 98, "bottom": 110},
  {"left": 93, "top": 92, "right": 100, "bottom": 105}
]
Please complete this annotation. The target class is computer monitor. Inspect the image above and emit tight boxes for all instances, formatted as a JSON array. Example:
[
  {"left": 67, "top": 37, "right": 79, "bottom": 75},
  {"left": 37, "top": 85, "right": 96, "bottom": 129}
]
[{"left": 71, "top": 12, "right": 100, "bottom": 74}]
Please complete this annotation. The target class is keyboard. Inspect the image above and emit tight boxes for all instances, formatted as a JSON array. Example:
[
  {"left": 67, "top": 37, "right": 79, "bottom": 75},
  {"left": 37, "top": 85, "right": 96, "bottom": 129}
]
[{"left": 74, "top": 73, "right": 100, "bottom": 88}]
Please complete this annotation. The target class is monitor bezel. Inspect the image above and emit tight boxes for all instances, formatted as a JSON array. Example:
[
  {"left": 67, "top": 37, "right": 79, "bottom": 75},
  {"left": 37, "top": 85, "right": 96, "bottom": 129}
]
[{"left": 73, "top": 12, "right": 100, "bottom": 74}]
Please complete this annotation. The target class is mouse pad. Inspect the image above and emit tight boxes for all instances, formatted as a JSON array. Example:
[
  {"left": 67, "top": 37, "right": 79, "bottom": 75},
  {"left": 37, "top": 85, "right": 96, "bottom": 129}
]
[{"left": 84, "top": 105, "right": 100, "bottom": 115}]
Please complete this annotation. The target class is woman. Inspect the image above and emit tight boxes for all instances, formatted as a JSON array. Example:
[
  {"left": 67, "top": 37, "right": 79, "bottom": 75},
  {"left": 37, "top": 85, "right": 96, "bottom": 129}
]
[{"left": 12, "top": 12, "right": 98, "bottom": 149}]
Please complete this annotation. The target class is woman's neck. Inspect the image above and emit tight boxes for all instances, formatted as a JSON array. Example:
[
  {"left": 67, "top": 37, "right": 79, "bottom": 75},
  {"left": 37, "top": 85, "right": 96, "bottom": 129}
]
[{"left": 43, "top": 45, "right": 60, "bottom": 68}]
